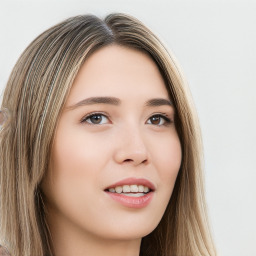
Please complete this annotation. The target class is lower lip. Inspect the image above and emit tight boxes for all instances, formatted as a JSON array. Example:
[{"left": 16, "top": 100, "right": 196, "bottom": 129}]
[{"left": 105, "top": 191, "right": 154, "bottom": 208}]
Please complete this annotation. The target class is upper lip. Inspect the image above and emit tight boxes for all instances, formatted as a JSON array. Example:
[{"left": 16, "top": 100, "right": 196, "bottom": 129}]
[{"left": 105, "top": 177, "right": 156, "bottom": 191}]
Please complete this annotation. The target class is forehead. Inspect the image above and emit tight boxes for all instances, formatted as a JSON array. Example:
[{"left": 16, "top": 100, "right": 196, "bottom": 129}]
[{"left": 67, "top": 45, "right": 169, "bottom": 105}]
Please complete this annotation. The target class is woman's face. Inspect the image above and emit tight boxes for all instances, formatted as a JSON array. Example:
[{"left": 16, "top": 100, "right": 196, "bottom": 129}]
[{"left": 42, "top": 45, "right": 182, "bottom": 242}]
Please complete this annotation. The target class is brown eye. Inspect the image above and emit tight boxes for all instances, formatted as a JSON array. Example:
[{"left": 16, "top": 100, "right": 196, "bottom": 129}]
[
  {"left": 89, "top": 115, "right": 102, "bottom": 124},
  {"left": 82, "top": 114, "right": 109, "bottom": 125},
  {"left": 150, "top": 115, "right": 161, "bottom": 125},
  {"left": 147, "top": 114, "right": 171, "bottom": 126}
]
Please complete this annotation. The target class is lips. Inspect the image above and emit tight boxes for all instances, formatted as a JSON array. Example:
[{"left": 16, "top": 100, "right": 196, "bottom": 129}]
[{"left": 104, "top": 177, "right": 155, "bottom": 208}]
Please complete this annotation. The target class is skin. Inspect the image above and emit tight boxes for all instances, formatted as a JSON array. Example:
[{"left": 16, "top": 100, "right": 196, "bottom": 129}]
[{"left": 42, "top": 45, "right": 182, "bottom": 256}]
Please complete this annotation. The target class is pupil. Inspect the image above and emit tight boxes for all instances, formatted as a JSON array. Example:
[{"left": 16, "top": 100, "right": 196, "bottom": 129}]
[
  {"left": 151, "top": 115, "right": 160, "bottom": 125},
  {"left": 91, "top": 115, "right": 102, "bottom": 124}
]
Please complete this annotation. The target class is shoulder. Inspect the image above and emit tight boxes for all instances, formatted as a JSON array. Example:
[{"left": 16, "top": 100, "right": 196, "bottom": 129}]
[{"left": 0, "top": 246, "right": 10, "bottom": 256}]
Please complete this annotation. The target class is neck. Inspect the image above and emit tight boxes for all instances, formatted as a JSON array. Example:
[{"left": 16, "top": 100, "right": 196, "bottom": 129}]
[{"left": 53, "top": 237, "right": 141, "bottom": 256}]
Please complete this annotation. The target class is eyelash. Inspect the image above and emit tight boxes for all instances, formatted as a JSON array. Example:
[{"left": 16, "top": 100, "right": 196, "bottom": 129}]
[{"left": 80, "top": 112, "right": 173, "bottom": 126}]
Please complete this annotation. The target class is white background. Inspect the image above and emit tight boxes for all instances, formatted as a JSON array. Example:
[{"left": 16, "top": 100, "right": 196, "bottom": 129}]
[{"left": 0, "top": 0, "right": 255, "bottom": 255}]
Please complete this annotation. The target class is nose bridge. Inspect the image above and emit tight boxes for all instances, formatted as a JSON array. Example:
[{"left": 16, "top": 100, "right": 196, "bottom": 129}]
[{"left": 114, "top": 120, "right": 149, "bottom": 166}]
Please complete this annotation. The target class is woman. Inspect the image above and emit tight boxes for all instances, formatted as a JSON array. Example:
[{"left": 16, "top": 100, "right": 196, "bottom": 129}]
[{"left": 0, "top": 13, "right": 216, "bottom": 256}]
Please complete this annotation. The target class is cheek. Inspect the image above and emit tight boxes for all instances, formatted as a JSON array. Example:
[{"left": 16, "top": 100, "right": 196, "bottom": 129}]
[
  {"left": 44, "top": 126, "right": 112, "bottom": 225},
  {"left": 48, "top": 124, "right": 118, "bottom": 208},
  {"left": 152, "top": 132, "right": 182, "bottom": 180},
  {"left": 150, "top": 132, "right": 182, "bottom": 207},
  {"left": 53, "top": 124, "right": 111, "bottom": 174}
]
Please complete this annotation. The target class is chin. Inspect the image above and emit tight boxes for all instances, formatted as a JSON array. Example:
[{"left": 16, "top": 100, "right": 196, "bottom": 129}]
[{"left": 89, "top": 212, "right": 162, "bottom": 241}]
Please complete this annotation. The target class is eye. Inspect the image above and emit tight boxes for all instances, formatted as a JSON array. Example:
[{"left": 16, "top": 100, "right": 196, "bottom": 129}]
[
  {"left": 146, "top": 114, "right": 171, "bottom": 126},
  {"left": 81, "top": 113, "right": 109, "bottom": 125}
]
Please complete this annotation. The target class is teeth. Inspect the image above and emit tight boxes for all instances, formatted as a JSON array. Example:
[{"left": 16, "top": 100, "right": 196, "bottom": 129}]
[
  {"left": 123, "top": 185, "right": 130, "bottom": 193},
  {"left": 130, "top": 185, "right": 139, "bottom": 192},
  {"left": 107, "top": 184, "right": 151, "bottom": 194},
  {"left": 109, "top": 188, "right": 115, "bottom": 193},
  {"left": 144, "top": 186, "right": 149, "bottom": 193},
  {"left": 115, "top": 186, "right": 122, "bottom": 194},
  {"left": 138, "top": 185, "right": 144, "bottom": 192},
  {"left": 122, "top": 193, "right": 145, "bottom": 197}
]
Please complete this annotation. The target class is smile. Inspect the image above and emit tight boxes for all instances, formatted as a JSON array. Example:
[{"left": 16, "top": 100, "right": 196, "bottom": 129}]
[
  {"left": 107, "top": 184, "right": 150, "bottom": 194},
  {"left": 104, "top": 178, "right": 155, "bottom": 208}
]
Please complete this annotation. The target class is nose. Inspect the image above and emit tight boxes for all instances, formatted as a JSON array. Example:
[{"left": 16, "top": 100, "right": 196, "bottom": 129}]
[{"left": 113, "top": 126, "right": 149, "bottom": 166}]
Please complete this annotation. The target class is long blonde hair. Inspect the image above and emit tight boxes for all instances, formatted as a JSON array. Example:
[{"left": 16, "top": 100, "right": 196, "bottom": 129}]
[{"left": 0, "top": 14, "right": 216, "bottom": 256}]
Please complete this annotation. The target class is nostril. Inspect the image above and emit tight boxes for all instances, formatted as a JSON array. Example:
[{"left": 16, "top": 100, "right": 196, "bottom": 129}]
[
  {"left": 124, "top": 159, "right": 133, "bottom": 163},
  {"left": 123, "top": 158, "right": 148, "bottom": 165}
]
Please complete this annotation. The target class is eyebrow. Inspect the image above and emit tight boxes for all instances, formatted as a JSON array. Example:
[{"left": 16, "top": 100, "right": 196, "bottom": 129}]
[
  {"left": 66, "top": 96, "right": 173, "bottom": 110},
  {"left": 145, "top": 98, "right": 173, "bottom": 107}
]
